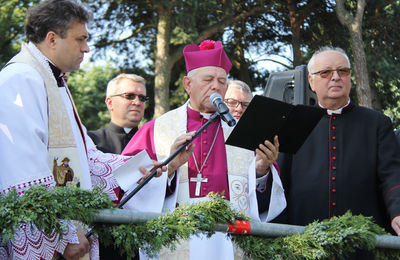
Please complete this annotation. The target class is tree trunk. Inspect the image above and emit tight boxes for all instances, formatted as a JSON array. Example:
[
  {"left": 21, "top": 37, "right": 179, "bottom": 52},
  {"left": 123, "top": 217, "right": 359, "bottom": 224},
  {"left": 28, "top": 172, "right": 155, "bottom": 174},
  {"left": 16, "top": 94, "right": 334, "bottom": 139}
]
[
  {"left": 156, "top": 5, "right": 268, "bottom": 117},
  {"left": 286, "top": 0, "right": 320, "bottom": 67},
  {"left": 287, "top": 0, "right": 302, "bottom": 67},
  {"left": 233, "top": 21, "right": 251, "bottom": 84},
  {"left": 349, "top": 30, "right": 372, "bottom": 108},
  {"left": 335, "top": 0, "right": 373, "bottom": 108},
  {"left": 154, "top": 4, "right": 172, "bottom": 118}
]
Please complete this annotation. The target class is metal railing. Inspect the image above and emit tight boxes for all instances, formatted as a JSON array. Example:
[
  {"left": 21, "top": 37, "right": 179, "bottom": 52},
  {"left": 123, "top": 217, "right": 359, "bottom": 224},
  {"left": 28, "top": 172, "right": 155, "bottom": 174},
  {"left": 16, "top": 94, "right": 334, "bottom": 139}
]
[{"left": 93, "top": 209, "right": 400, "bottom": 250}]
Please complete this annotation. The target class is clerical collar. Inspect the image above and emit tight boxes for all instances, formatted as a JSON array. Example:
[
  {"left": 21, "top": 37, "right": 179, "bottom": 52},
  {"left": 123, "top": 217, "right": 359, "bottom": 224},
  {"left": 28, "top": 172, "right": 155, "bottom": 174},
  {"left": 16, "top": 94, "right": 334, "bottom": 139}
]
[
  {"left": 319, "top": 98, "right": 351, "bottom": 115},
  {"left": 188, "top": 103, "right": 212, "bottom": 119},
  {"left": 48, "top": 62, "right": 65, "bottom": 87},
  {"left": 109, "top": 122, "right": 135, "bottom": 134},
  {"left": 123, "top": 128, "right": 133, "bottom": 134},
  {"left": 27, "top": 42, "right": 65, "bottom": 87}
]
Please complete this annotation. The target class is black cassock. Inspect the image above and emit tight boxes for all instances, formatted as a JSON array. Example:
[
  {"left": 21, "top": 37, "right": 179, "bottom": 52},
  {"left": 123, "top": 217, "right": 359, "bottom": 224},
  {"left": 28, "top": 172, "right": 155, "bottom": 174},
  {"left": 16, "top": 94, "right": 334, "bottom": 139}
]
[
  {"left": 88, "top": 122, "right": 138, "bottom": 260},
  {"left": 276, "top": 103, "right": 400, "bottom": 258},
  {"left": 88, "top": 122, "right": 138, "bottom": 154}
]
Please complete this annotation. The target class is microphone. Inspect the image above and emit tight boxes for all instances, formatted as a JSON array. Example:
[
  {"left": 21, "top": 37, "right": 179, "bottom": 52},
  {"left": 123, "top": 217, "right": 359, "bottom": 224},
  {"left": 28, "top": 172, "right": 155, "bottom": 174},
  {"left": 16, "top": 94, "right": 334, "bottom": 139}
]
[{"left": 209, "top": 93, "right": 236, "bottom": 127}]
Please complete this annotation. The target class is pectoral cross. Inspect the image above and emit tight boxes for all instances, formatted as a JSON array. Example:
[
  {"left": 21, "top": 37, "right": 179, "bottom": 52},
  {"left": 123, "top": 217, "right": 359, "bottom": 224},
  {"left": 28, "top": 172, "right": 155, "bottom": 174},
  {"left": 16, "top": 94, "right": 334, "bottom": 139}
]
[{"left": 190, "top": 173, "right": 208, "bottom": 196}]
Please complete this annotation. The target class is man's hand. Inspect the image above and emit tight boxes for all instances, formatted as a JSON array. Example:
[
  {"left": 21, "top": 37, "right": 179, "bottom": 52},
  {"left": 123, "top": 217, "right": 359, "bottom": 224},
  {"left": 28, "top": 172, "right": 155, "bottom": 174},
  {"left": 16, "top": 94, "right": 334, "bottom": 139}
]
[
  {"left": 391, "top": 215, "right": 400, "bottom": 235},
  {"left": 255, "top": 135, "right": 279, "bottom": 177},
  {"left": 137, "top": 161, "right": 167, "bottom": 184},
  {"left": 63, "top": 230, "right": 91, "bottom": 260},
  {"left": 168, "top": 131, "right": 196, "bottom": 177}
]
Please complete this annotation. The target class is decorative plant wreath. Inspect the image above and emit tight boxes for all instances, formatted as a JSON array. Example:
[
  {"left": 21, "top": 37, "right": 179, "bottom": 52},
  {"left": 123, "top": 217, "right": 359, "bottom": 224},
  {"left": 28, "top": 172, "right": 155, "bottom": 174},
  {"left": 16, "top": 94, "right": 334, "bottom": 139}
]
[{"left": 1, "top": 186, "right": 399, "bottom": 259}]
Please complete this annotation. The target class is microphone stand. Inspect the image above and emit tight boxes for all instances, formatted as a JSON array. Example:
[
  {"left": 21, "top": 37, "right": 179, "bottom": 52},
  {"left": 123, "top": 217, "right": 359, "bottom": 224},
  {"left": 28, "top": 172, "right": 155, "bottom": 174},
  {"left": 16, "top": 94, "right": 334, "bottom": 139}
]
[{"left": 86, "top": 113, "right": 221, "bottom": 238}]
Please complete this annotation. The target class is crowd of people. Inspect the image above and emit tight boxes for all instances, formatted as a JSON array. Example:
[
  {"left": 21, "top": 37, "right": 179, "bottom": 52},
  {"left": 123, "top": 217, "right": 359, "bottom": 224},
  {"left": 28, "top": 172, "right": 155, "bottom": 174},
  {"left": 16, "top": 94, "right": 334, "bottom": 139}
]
[{"left": 1, "top": 0, "right": 400, "bottom": 260}]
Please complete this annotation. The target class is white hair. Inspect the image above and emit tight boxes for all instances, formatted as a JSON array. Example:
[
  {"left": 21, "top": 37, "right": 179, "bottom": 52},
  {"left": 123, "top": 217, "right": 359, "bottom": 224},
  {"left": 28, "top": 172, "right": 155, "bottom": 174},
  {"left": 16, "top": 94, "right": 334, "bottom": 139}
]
[
  {"left": 186, "top": 66, "right": 228, "bottom": 79},
  {"left": 187, "top": 67, "right": 200, "bottom": 78},
  {"left": 307, "top": 46, "right": 351, "bottom": 76},
  {"left": 227, "top": 80, "right": 253, "bottom": 98}
]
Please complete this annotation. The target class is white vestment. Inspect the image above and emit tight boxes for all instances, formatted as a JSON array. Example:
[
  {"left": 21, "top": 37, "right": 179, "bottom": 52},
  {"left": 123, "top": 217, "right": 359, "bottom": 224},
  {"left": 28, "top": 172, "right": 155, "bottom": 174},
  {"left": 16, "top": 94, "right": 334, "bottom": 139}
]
[
  {"left": 0, "top": 43, "right": 130, "bottom": 260},
  {"left": 123, "top": 102, "right": 286, "bottom": 260}
]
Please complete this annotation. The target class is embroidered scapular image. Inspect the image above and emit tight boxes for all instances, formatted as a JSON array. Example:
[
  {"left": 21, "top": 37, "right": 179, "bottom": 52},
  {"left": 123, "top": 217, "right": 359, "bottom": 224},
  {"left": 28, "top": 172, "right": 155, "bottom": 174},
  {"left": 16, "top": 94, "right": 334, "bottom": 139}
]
[{"left": 52, "top": 157, "right": 79, "bottom": 187}]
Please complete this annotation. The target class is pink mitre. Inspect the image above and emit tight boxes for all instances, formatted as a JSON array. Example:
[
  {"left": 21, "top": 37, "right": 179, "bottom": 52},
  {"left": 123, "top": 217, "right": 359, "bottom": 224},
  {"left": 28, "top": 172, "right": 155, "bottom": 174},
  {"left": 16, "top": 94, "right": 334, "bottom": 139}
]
[{"left": 183, "top": 40, "right": 232, "bottom": 74}]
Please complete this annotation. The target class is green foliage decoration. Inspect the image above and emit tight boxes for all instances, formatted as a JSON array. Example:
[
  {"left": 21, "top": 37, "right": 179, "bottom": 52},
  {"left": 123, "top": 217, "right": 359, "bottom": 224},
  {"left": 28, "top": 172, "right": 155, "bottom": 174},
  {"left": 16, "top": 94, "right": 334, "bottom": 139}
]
[
  {"left": 92, "top": 193, "right": 248, "bottom": 258},
  {"left": 1, "top": 187, "right": 400, "bottom": 260},
  {"left": 0, "top": 185, "right": 113, "bottom": 243},
  {"left": 233, "top": 212, "right": 400, "bottom": 260}
]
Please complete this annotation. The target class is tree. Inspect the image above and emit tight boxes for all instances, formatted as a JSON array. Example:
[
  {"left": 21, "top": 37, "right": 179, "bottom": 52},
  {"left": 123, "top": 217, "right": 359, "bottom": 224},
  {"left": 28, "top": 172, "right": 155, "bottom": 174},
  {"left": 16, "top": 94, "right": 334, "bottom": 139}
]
[
  {"left": 0, "top": 0, "right": 40, "bottom": 67},
  {"left": 84, "top": 0, "right": 271, "bottom": 118},
  {"left": 363, "top": 0, "right": 400, "bottom": 124},
  {"left": 286, "top": 0, "right": 320, "bottom": 66},
  {"left": 335, "top": 0, "right": 372, "bottom": 108},
  {"left": 67, "top": 0, "right": 400, "bottom": 127},
  {"left": 221, "top": 2, "right": 276, "bottom": 89},
  {"left": 68, "top": 64, "right": 118, "bottom": 130},
  {"left": 296, "top": 0, "right": 400, "bottom": 118}
]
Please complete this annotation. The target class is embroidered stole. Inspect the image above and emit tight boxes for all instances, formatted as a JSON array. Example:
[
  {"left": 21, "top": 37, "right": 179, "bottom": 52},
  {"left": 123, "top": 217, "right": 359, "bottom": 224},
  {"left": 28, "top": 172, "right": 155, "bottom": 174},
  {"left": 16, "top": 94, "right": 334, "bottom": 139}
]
[
  {"left": 153, "top": 102, "right": 254, "bottom": 214},
  {"left": 8, "top": 44, "right": 85, "bottom": 189}
]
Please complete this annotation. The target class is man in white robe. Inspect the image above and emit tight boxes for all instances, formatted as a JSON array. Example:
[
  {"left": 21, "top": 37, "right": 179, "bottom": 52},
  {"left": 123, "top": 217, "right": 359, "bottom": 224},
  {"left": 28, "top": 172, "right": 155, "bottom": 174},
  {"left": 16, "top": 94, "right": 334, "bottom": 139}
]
[
  {"left": 123, "top": 40, "right": 286, "bottom": 259},
  {"left": 0, "top": 1, "right": 193, "bottom": 259}
]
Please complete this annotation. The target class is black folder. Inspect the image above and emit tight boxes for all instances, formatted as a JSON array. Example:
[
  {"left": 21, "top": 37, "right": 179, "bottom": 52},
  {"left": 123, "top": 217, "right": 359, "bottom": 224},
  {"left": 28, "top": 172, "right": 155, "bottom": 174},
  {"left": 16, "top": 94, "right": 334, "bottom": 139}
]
[{"left": 225, "top": 95, "right": 326, "bottom": 154}]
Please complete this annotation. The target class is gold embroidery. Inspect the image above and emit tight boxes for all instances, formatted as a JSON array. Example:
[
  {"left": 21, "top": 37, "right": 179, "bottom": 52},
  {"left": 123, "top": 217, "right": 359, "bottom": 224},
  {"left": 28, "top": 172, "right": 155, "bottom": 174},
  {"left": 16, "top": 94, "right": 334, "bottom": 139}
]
[{"left": 52, "top": 157, "right": 78, "bottom": 187}]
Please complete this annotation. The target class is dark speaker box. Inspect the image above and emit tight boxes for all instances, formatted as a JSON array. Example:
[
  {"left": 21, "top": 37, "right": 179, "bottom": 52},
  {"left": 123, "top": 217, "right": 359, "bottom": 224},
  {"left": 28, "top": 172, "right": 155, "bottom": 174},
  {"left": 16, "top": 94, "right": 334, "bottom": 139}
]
[{"left": 263, "top": 65, "right": 317, "bottom": 106}]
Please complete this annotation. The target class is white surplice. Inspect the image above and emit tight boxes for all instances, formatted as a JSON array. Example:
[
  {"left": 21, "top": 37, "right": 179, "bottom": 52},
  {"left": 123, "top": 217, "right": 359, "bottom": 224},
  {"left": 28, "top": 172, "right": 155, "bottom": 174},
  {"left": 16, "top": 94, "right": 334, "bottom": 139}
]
[
  {"left": 122, "top": 101, "right": 287, "bottom": 260},
  {"left": 0, "top": 43, "right": 130, "bottom": 260}
]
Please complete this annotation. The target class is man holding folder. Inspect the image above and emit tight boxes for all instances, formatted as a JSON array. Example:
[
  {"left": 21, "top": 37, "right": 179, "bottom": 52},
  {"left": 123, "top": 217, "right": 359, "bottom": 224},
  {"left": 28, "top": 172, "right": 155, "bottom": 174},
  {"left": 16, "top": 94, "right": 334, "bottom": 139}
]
[
  {"left": 123, "top": 39, "right": 285, "bottom": 259},
  {"left": 277, "top": 47, "right": 400, "bottom": 259}
]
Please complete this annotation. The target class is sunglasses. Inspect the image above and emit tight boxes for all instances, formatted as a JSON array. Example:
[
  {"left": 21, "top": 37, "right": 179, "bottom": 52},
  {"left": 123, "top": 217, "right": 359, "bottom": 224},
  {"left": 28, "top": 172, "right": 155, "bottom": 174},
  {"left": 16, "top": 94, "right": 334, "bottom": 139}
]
[
  {"left": 224, "top": 98, "right": 250, "bottom": 109},
  {"left": 311, "top": 68, "right": 351, "bottom": 79},
  {"left": 110, "top": 92, "right": 149, "bottom": 103}
]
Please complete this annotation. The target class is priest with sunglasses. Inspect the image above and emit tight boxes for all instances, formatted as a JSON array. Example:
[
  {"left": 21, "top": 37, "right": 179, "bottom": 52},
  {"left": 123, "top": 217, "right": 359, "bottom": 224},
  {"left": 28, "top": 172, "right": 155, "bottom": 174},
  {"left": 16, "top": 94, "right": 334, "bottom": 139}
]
[
  {"left": 88, "top": 73, "right": 149, "bottom": 260},
  {"left": 276, "top": 46, "right": 400, "bottom": 259},
  {"left": 88, "top": 74, "right": 148, "bottom": 155}
]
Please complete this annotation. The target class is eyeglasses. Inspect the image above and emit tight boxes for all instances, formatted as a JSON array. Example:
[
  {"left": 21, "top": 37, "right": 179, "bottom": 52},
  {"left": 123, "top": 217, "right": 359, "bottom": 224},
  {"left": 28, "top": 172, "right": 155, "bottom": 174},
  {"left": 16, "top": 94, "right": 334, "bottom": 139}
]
[
  {"left": 110, "top": 92, "right": 149, "bottom": 103},
  {"left": 224, "top": 98, "right": 250, "bottom": 109},
  {"left": 311, "top": 68, "right": 351, "bottom": 79}
]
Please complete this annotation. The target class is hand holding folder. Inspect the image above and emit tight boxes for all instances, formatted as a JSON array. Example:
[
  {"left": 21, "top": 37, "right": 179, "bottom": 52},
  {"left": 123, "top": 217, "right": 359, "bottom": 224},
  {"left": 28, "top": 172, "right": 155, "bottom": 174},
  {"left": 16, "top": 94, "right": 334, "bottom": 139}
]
[{"left": 225, "top": 95, "right": 326, "bottom": 154}]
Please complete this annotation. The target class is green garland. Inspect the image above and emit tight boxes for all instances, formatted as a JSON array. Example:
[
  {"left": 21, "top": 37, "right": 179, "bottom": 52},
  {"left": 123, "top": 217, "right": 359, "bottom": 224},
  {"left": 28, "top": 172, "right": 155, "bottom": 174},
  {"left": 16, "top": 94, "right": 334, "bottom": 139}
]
[
  {"left": 232, "top": 212, "right": 400, "bottom": 259},
  {"left": 0, "top": 185, "right": 113, "bottom": 242},
  {"left": 93, "top": 193, "right": 248, "bottom": 258},
  {"left": 1, "top": 186, "right": 399, "bottom": 259}
]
